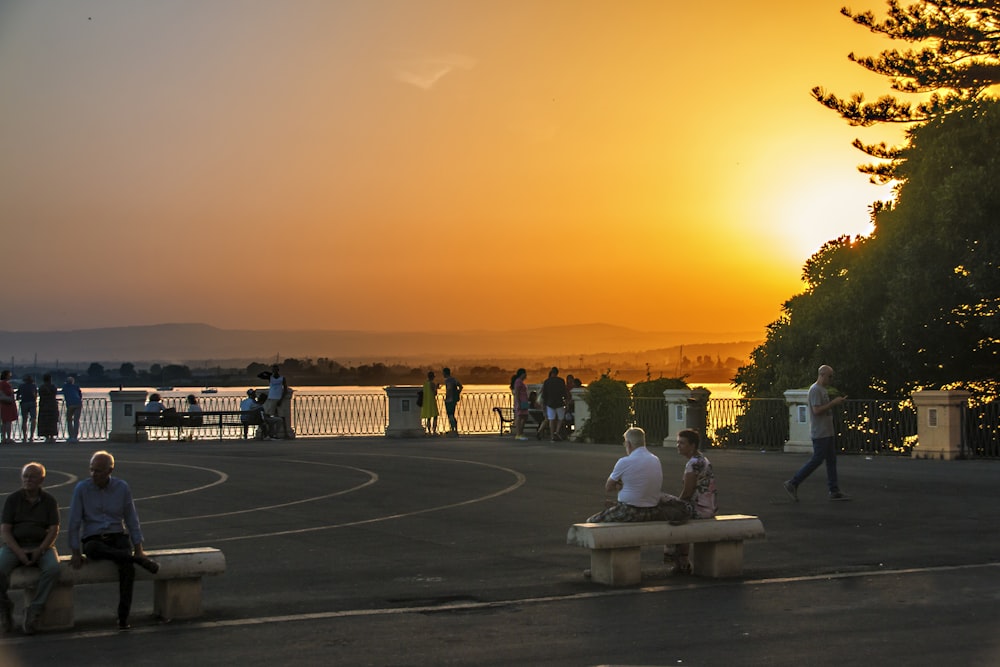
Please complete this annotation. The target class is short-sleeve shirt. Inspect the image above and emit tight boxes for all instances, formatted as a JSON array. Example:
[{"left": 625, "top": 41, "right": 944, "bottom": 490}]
[
  {"left": 1, "top": 490, "right": 59, "bottom": 546},
  {"left": 808, "top": 382, "right": 835, "bottom": 439},
  {"left": 685, "top": 454, "right": 718, "bottom": 518},
  {"left": 609, "top": 446, "right": 663, "bottom": 508},
  {"left": 444, "top": 377, "right": 461, "bottom": 402},
  {"left": 541, "top": 376, "right": 568, "bottom": 409},
  {"left": 268, "top": 375, "right": 285, "bottom": 400}
]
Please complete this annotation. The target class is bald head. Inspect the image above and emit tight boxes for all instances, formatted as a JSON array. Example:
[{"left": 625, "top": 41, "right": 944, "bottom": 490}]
[
  {"left": 90, "top": 450, "right": 115, "bottom": 468},
  {"left": 21, "top": 462, "right": 45, "bottom": 479}
]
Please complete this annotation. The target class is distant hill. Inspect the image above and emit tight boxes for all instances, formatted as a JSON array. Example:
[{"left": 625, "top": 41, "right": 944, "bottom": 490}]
[{"left": 0, "top": 323, "right": 763, "bottom": 366}]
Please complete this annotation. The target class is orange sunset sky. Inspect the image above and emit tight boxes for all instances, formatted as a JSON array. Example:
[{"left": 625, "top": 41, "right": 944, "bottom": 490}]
[{"left": 0, "top": 1, "right": 907, "bottom": 335}]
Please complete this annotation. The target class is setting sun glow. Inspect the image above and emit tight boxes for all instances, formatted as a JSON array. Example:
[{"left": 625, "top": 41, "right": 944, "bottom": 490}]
[{"left": 0, "top": 1, "right": 906, "bottom": 336}]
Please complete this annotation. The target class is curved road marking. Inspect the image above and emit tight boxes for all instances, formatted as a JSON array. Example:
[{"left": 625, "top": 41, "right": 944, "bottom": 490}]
[
  {"left": 164, "top": 455, "right": 526, "bottom": 546},
  {"left": 145, "top": 461, "right": 378, "bottom": 524}
]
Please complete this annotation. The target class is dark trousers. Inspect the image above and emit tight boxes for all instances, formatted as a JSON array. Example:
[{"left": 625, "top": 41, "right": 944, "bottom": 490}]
[
  {"left": 83, "top": 533, "right": 135, "bottom": 622},
  {"left": 791, "top": 436, "right": 840, "bottom": 492}
]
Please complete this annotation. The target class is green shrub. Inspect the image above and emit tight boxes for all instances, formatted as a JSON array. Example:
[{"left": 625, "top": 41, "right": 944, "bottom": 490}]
[{"left": 581, "top": 374, "right": 631, "bottom": 444}]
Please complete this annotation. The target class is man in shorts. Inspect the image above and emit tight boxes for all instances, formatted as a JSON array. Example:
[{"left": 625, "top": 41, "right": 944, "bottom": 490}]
[{"left": 540, "top": 367, "right": 569, "bottom": 441}]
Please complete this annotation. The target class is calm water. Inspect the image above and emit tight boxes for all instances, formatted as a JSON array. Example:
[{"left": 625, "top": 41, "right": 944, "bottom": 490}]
[{"left": 82, "top": 382, "right": 742, "bottom": 400}]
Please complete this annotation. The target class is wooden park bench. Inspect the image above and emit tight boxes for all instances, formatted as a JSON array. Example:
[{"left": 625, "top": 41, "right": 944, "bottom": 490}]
[
  {"left": 492, "top": 406, "right": 547, "bottom": 437},
  {"left": 567, "top": 514, "right": 766, "bottom": 586},
  {"left": 8, "top": 547, "right": 226, "bottom": 631},
  {"left": 135, "top": 409, "right": 284, "bottom": 441}
]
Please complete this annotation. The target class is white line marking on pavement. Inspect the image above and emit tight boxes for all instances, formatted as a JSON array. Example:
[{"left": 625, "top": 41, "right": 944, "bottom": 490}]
[
  {"left": 7, "top": 561, "right": 997, "bottom": 645},
  {"left": 164, "top": 455, "right": 527, "bottom": 546}
]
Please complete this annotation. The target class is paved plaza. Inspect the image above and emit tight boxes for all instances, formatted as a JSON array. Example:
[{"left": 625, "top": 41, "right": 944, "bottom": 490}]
[{"left": 0, "top": 434, "right": 998, "bottom": 666}]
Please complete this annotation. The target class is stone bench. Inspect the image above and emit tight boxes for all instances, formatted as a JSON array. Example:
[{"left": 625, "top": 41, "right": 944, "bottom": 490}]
[
  {"left": 566, "top": 514, "right": 765, "bottom": 586},
  {"left": 8, "top": 547, "right": 226, "bottom": 631}
]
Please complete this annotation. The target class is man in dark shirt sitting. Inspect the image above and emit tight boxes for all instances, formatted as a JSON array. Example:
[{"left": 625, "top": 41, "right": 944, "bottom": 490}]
[{"left": 0, "top": 462, "right": 60, "bottom": 635}]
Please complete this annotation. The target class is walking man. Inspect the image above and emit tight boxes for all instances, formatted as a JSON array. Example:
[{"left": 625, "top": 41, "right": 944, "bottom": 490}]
[
  {"left": 0, "top": 462, "right": 60, "bottom": 635},
  {"left": 784, "top": 365, "right": 851, "bottom": 501},
  {"left": 68, "top": 451, "right": 159, "bottom": 631}
]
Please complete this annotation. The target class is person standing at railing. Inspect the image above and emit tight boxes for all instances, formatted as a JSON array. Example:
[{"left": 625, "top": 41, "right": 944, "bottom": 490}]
[
  {"left": 61, "top": 376, "right": 83, "bottom": 443},
  {"left": 36, "top": 375, "right": 59, "bottom": 444},
  {"left": 258, "top": 364, "right": 286, "bottom": 418},
  {"left": 421, "top": 371, "right": 440, "bottom": 436},
  {"left": 16, "top": 376, "right": 37, "bottom": 444},
  {"left": 0, "top": 372, "right": 19, "bottom": 445},
  {"left": 541, "top": 367, "right": 569, "bottom": 442},
  {"left": 784, "top": 365, "right": 851, "bottom": 502},
  {"left": 442, "top": 368, "right": 463, "bottom": 438},
  {"left": 511, "top": 369, "right": 530, "bottom": 441}
]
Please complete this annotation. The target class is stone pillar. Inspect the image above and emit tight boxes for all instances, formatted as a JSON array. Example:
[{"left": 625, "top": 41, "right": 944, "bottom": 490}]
[
  {"left": 279, "top": 388, "right": 295, "bottom": 438},
  {"left": 109, "top": 390, "right": 150, "bottom": 442},
  {"left": 686, "top": 387, "right": 711, "bottom": 443},
  {"left": 569, "top": 387, "right": 589, "bottom": 442},
  {"left": 783, "top": 389, "right": 811, "bottom": 453},
  {"left": 384, "top": 386, "right": 425, "bottom": 438},
  {"left": 911, "top": 389, "right": 970, "bottom": 460},
  {"left": 662, "top": 389, "right": 691, "bottom": 446}
]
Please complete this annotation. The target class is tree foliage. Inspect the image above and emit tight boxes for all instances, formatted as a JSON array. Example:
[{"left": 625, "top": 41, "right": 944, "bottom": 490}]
[
  {"left": 581, "top": 374, "right": 631, "bottom": 444},
  {"left": 812, "top": 0, "right": 1000, "bottom": 182},
  {"left": 735, "top": 99, "right": 1000, "bottom": 399}
]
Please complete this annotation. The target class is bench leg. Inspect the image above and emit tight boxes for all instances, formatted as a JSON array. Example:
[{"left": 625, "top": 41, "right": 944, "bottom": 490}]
[
  {"left": 691, "top": 540, "right": 744, "bottom": 578},
  {"left": 30, "top": 582, "right": 74, "bottom": 631},
  {"left": 154, "top": 578, "right": 204, "bottom": 620},
  {"left": 589, "top": 547, "right": 641, "bottom": 586}
]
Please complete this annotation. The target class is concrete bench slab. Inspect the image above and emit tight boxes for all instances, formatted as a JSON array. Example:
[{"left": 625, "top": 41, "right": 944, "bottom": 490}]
[
  {"left": 8, "top": 547, "right": 226, "bottom": 631},
  {"left": 567, "top": 514, "right": 765, "bottom": 586}
]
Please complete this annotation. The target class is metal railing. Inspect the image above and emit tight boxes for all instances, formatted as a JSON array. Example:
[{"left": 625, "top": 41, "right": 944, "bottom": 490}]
[
  {"left": 709, "top": 398, "right": 788, "bottom": 450},
  {"left": 707, "top": 397, "right": 917, "bottom": 454},
  {"left": 8, "top": 398, "right": 108, "bottom": 443},
  {"left": 5, "top": 391, "right": 952, "bottom": 454},
  {"left": 293, "top": 392, "right": 387, "bottom": 437},
  {"left": 962, "top": 399, "right": 1000, "bottom": 458},
  {"left": 834, "top": 399, "right": 917, "bottom": 455}
]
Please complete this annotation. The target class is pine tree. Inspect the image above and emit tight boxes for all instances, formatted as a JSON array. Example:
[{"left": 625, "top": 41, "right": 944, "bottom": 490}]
[{"left": 812, "top": 0, "right": 1000, "bottom": 182}]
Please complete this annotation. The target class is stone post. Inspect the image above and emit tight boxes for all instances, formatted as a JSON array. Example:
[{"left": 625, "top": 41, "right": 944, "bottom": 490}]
[
  {"left": 783, "top": 389, "right": 811, "bottom": 453},
  {"left": 687, "top": 387, "right": 711, "bottom": 444},
  {"left": 278, "top": 388, "right": 295, "bottom": 438},
  {"left": 911, "top": 389, "right": 970, "bottom": 460},
  {"left": 384, "top": 386, "right": 425, "bottom": 438},
  {"left": 569, "top": 387, "right": 589, "bottom": 442},
  {"left": 109, "top": 390, "right": 150, "bottom": 442},
  {"left": 662, "top": 389, "right": 691, "bottom": 446}
]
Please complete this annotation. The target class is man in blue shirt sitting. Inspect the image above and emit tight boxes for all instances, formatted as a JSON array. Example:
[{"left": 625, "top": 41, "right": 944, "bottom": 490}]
[{"left": 68, "top": 451, "right": 159, "bottom": 631}]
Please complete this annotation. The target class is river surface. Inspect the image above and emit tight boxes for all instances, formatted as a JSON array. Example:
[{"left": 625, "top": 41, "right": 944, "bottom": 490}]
[{"left": 82, "top": 382, "right": 741, "bottom": 400}]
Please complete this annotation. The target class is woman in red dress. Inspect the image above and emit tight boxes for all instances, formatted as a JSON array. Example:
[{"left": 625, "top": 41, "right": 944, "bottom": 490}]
[{"left": 0, "top": 370, "right": 18, "bottom": 444}]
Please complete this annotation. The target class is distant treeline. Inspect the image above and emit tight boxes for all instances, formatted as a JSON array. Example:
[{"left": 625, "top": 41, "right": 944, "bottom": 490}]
[{"left": 5, "top": 354, "right": 743, "bottom": 387}]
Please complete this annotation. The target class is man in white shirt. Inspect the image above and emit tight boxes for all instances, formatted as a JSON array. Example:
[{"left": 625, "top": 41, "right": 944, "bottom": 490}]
[{"left": 586, "top": 427, "right": 664, "bottom": 523}]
